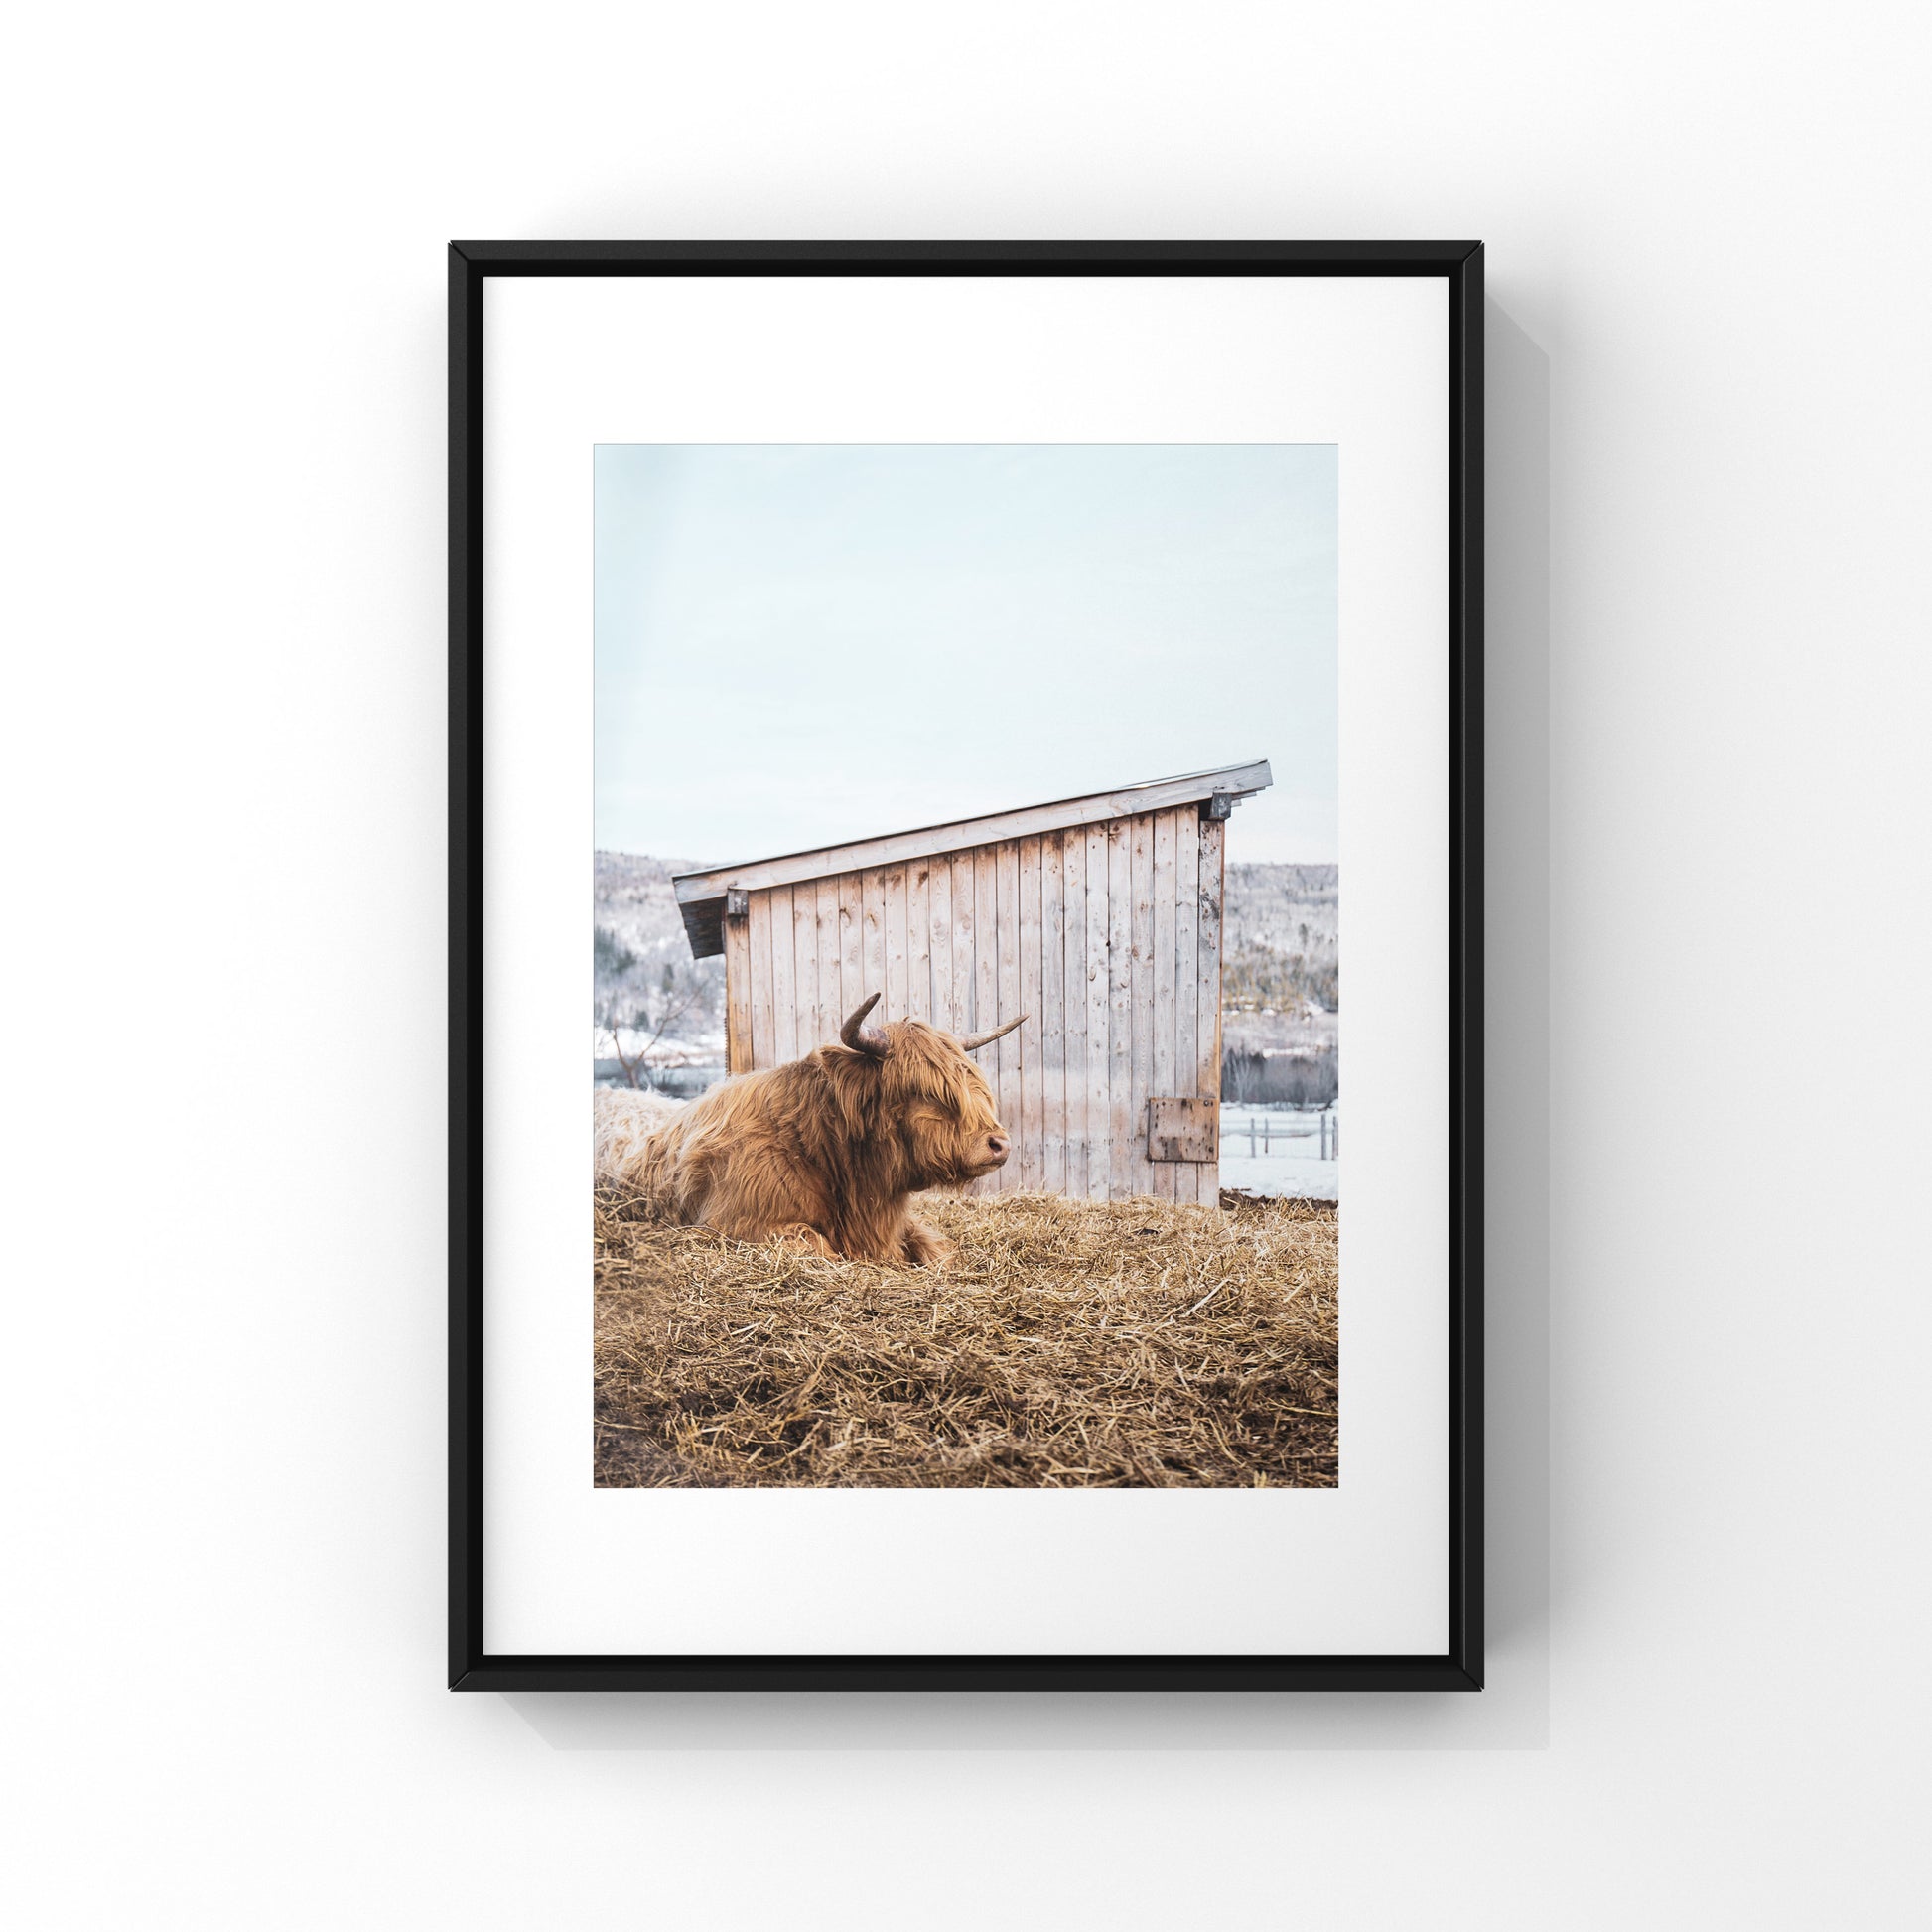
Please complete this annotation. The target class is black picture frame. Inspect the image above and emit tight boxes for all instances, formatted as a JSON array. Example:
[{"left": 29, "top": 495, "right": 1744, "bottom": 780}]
[{"left": 450, "top": 239, "right": 1483, "bottom": 1693}]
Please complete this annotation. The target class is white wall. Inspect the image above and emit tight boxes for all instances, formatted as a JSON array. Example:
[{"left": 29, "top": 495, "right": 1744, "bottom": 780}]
[{"left": 4, "top": 3, "right": 1926, "bottom": 1927}]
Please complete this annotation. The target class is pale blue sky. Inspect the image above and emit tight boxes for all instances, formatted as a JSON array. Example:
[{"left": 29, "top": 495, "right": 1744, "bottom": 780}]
[{"left": 594, "top": 443, "right": 1335, "bottom": 865}]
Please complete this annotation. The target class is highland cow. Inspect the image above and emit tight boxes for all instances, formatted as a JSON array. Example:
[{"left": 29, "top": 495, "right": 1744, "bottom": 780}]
[{"left": 594, "top": 995, "right": 1024, "bottom": 1265}]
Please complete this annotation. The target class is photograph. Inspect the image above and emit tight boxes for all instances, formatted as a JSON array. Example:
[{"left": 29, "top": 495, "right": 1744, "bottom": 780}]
[{"left": 588, "top": 441, "right": 1342, "bottom": 1488}]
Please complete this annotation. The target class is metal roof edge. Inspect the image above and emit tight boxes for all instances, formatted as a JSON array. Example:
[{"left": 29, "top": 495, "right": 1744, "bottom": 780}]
[{"left": 670, "top": 759, "right": 1273, "bottom": 906}]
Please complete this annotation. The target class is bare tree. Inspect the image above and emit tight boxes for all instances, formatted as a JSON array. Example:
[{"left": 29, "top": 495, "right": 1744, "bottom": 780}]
[
  {"left": 1223, "top": 1048, "right": 1259, "bottom": 1106},
  {"left": 599, "top": 967, "right": 710, "bottom": 1090}
]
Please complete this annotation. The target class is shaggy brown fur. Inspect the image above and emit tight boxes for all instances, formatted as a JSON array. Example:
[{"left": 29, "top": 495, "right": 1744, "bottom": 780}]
[{"left": 594, "top": 1016, "right": 1012, "bottom": 1264}]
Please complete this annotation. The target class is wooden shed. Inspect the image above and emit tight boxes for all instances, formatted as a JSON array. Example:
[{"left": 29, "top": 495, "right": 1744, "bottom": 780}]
[{"left": 672, "top": 759, "right": 1272, "bottom": 1203}]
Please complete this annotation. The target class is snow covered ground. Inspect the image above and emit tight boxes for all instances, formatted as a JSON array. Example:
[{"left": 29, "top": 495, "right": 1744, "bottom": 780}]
[{"left": 1217, "top": 1104, "right": 1339, "bottom": 1201}]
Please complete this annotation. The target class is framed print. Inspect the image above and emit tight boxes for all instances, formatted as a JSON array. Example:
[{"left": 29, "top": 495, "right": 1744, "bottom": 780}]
[{"left": 450, "top": 240, "right": 1482, "bottom": 1692}]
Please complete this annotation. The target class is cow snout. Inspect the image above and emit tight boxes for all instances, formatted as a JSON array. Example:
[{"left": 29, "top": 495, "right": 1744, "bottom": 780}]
[{"left": 983, "top": 1132, "right": 1010, "bottom": 1165}]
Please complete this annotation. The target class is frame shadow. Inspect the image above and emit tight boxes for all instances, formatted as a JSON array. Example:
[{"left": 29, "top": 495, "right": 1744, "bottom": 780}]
[{"left": 503, "top": 297, "right": 1551, "bottom": 1748}]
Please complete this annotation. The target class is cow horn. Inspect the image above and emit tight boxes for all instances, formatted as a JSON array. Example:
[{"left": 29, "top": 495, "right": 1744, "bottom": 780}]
[
  {"left": 958, "top": 1014, "right": 1028, "bottom": 1051},
  {"left": 839, "top": 993, "right": 890, "bottom": 1059}
]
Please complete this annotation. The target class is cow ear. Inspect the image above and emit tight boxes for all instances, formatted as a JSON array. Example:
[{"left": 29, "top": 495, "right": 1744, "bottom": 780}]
[{"left": 840, "top": 993, "right": 891, "bottom": 1059}]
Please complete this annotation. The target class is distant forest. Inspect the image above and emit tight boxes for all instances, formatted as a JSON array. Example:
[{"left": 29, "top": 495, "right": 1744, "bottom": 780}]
[
  {"left": 1221, "top": 861, "right": 1338, "bottom": 1016},
  {"left": 1219, "top": 863, "right": 1337, "bottom": 1106}
]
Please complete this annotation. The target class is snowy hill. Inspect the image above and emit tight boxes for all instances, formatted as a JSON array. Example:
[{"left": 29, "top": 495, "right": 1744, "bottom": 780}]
[
  {"left": 593, "top": 853, "right": 726, "bottom": 1082},
  {"left": 1218, "top": 861, "right": 1337, "bottom": 1103},
  {"left": 594, "top": 851, "right": 714, "bottom": 970}
]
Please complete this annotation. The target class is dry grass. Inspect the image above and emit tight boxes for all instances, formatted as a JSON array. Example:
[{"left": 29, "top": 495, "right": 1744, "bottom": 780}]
[{"left": 594, "top": 1188, "right": 1337, "bottom": 1488}]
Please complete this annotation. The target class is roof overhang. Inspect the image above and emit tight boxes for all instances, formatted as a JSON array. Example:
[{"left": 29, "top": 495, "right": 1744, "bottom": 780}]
[{"left": 671, "top": 759, "right": 1272, "bottom": 959}]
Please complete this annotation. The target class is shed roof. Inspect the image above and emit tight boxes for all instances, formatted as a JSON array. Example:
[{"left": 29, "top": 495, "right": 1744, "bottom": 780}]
[{"left": 673, "top": 759, "right": 1272, "bottom": 958}]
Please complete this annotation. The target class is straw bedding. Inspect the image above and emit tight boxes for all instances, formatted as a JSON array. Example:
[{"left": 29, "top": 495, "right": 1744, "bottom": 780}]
[{"left": 594, "top": 1187, "right": 1337, "bottom": 1488}]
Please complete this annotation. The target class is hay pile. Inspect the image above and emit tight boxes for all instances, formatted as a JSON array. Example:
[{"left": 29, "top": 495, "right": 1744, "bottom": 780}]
[{"left": 594, "top": 1188, "right": 1337, "bottom": 1488}]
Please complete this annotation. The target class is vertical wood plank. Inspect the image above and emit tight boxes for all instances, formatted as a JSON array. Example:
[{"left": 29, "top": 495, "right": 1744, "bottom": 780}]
[
  {"left": 906, "top": 861, "right": 931, "bottom": 1023},
  {"left": 1017, "top": 837, "right": 1042, "bottom": 1188},
  {"left": 1106, "top": 819, "right": 1133, "bottom": 1199},
  {"left": 1197, "top": 814, "right": 1225, "bottom": 1205},
  {"left": 813, "top": 876, "right": 840, "bottom": 1052},
  {"left": 1060, "top": 829, "right": 1086, "bottom": 1200},
  {"left": 885, "top": 863, "right": 909, "bottom": 1025},
  {"left": 966, "top": 846, "right": 997, "bottom": 1189},
  {"left": 862, "top": 867, "right": 888, "bottom": 1020},
  {"left": 995, "top": 840, "right": 1022, "bottom": 1191},
  {"left": 768, "top": 883, "right": 797, "bottom": 1064},
  {"left": 1086, "top": 823, "right": 1111, "bottom": 1198},
  {"left": 974, "top": 851, "right": 998, "bottom": 1043},
  {"left": 1131, "top": 815, "right": 1156, "bottom": 1197},
  {"left": 795, "top": 885, "right": 819, "bottom": 1066},
  {"left": 787, "top": 881, "right": 811, "bottom": 1058},
  {"left": 748, "top": 888, "right": 775, "bottom": 1072},
  {"left": 1151, "top": 810, "right": 1177, "bottom": 1201},
  {"left": 973, "top": 851, "right": 1001, "bottom": 1191},
  {"left": 837, "top": 871, "right": 864, "bottom": 1034},
  {"left": 791, "top": 880, "right": 819, "bottom": 1061},
  {"left": 927, "top": 857, "right": 954, "bottom": 1032},
  {"left": 1039, "top": 832, "right": 1065, "bottom": 1195},
  {"left": 952, "top": 852, "right": 978, "bottom": 1035},
  {"left": 724, "top": 913, "right": 753, "bottom": 1075},
  {"left": 1173, "top": 808, "right": 1201, "bottom": 1202}
]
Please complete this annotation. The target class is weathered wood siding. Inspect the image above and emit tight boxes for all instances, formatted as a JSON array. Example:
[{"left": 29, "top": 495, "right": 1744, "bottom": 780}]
[{"left": 725, "top": 806, "right": 1224, "bottom": 1201}]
